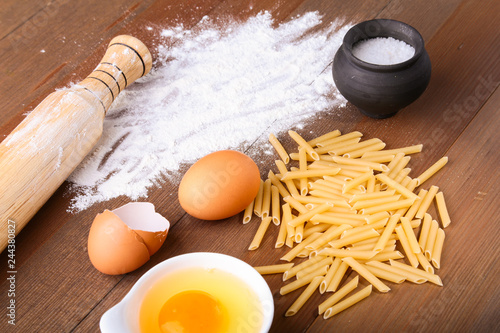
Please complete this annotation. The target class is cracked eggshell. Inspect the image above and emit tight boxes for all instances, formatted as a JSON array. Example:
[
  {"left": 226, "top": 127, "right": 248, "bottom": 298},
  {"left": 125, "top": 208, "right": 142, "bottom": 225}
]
[{"left": 88, "top": 202, "right": 170, "bottom": 275}]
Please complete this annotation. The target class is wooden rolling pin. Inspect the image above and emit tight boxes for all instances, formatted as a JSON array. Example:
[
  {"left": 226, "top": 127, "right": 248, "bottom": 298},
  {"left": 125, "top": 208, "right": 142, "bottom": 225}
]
[{"left": 0, "top": 35, "right": 152, "bottom": 252}]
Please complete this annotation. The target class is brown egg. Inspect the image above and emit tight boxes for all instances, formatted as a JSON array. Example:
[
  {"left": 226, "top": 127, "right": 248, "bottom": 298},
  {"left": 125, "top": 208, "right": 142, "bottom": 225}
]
[
  {"left": 88, "top": 202, "right": 170, "bottom": 275},
  {"left": 178, "top": 150, "right": 261, "bottom": 220}
]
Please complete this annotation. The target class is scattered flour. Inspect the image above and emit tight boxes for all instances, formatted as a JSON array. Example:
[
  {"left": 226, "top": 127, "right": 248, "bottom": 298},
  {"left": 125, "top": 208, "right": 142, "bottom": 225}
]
[
  {"left": 68, "top": 11, "right": 351, "bottom": 211},
  {"left": 352, "top": 37, "right": 415, "bottom": 65}
]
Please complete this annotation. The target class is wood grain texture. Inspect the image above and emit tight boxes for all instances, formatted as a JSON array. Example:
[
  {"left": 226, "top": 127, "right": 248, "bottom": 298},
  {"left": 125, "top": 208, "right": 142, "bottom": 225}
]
[{"left": 0, "top": 0, "right": 499, "bottom": 332}]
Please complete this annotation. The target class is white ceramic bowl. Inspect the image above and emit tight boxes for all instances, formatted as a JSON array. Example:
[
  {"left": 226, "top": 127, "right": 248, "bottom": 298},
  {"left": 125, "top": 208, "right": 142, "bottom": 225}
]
[{"left": 100, "top": 252, "right": 274, "bottom": 333}]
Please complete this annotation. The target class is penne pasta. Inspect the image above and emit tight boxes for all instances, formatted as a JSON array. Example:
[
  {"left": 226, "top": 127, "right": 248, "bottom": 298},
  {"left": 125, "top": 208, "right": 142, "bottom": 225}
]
[
  {"left": 280, "top": 264, "right": 328, "bottom": 295},
  {"left": 285, "top": 276, "right": 323, "bottom": 316},
  {"left": 431, "top": 228, "right": 445, "bottom": 269},
  {"left": 418, "top": 213, "right": 432, "bottom": 252},
  {"left": 400, "top": 216, "right": 421, "bottom": 254},
  {"left": 307, "top": 129, "right": 342, "bottom": 147},
  {"left": 389, "top": 259, "right": 442, "bottom": 286},
  {"left": 416, "top": 185, "right": 439, "bottom": 219},
  {"left": 253, "top": 179, "right": 264, "bottom": 217},
  {"left": 254, "top": 263, "right": 294, "bottom": 275},
  {"left": 271, "top": 185, "right": 281, "bottom": 225},
  {"left": 261, "top": 179, "right": 272, "bottom": 218},
  {"left": 320, "top": 257, "right": 342, "bottom": 294},
  {"left": 415, "top": 156, "right": 448, "bottom": 186},
  {"left": 269, "top": 133, "right": 290, "bottom": 164},
  {"left": 243, "top": 198, "right": 255, "bottom": 224},
  {"left": 281, "top": 233, "right": 322, "bottom": 262},
  {"left": 323, "top": 285, "right": 372, "bottom": 319},
  {"left": 288, "top": 130, "right": 319, "bottom": 160},
  {"left": 365, "top": 261, "right": 426, "bottom": 284},
  {"left": 281, "top": 168, "right": 341, "bottom": 181},
  {"left": 375, "top": 173, "right": 418, "bottom": 200},
  {"left": 395, "top": 225, "right": 419, "bottom": 267},
  {"left": 364, "top": 264, "right": 405, "bottom": 284},
  {"left": 424, "top": 219, "right": 439, "bottom": 260},
  {"left": 435, "top": 191, "right": 451, "bottom": 227},
  {"left": 327, "top": 261, "right": 349, "bottom": 292},
  {"left": 319, "top": 275, "right": 359, "bottom": 314},
  {"left": 248, "top": 217, "right": 273, "bottom": 250},
  {"left": 288, "top": 203, "right": 333, "bottom": 228},
  {"left": 341, "top": 257, "right": 390, "bottom": 292},
  {"left": 373, "top": 214, "right": 401, "bottom": 252},
  {"left": 283, "top": 255, "right": 327, "bottom": 281}
]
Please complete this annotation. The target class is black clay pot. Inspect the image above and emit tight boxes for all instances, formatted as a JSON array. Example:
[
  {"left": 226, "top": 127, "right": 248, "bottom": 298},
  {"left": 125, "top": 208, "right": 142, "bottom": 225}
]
[{"left": 332, "top": 19, "right": 432, "bottom": 118}]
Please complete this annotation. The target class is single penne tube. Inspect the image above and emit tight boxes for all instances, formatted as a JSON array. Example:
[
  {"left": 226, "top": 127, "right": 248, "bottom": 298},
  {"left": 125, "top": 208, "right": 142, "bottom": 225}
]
[
  {"left": 375, "top": 173, "right": 418, "bottom": 200},
  {"left": 424, "top": 220, "right": 439, "bottom": 260},
  {"left": 431, "top": 228, "right": 445, "bottom": 269},
  {"left": 285, "top": 276, "right": 323, "bottom": 317},
  {"left": 310, "top": 214, "right": 364, "bottom": 227},
  {"left": 253, "top": 179, "right": 265, "bottom": 217},
  {"left": 331, "top": 155, "right": 390, "bottom": 172},
  {"left": 329, "top": 229, "right": 380, "bottom": 249},
  {"left": 269, "top": 133, "right": 290, "bottom": 164},
  {"left": 349, "top": 189, "right": 396, "bottom": 203},
  {"left": 400, "top": 216, "right": 421, "bottom": 254},
  {"left": 360, "top": 154, "right": 396, "bottom": 163},
  {"left": 373, "top": 214, "right": 401, "bottom": 252},
  {"left": 341, "top": 218, "right": 388, "bottom": 238},
  {"left": 288, "top": 203, "right": 333, "bottom": 228},
  {"left": 268, "top": 170, "right": 291, "bottom": 198},
  {"left": 387, "top": 156, "right": 411, "bottom": 179},
  {"left": 320, "top": 257, "right": 342, "bottom": 294},
  {"left": 248, "top": 217, "right": 273, "bottom": 250},
  {"left": 389, "top": 259, "right": 443, "bottom": 286},
  {"left": 254, "top": 263, "right": 294, "bottom": 275},
  {"left": 319, "top": 275, "right": 359, "bottom": 314},
  {"left": 416, "top": 252, "right": 434, "bottom": 274},
  {"left": 404, "top": 189, "right": 427, "bottom": 221},
  {"left": 365, "top": 260, "right": 426, "bottom": 284},
  {"left": 395, "top": 225, "right": 419, "bottom": 267},
  {"left": 306, "top": 224, "right": 352, "bottom": 250},
  {"left": 261, "top": 179, "right": 272, "bottom": 218},
  {"left": 329, "top": 138, "right": 382, "bottom": 156},
  {"left": 364, "top": 211, "right": 390, "bottom": 224},
  {"left": 327, "top": 261, "right": 349, "bottom": 292},
  {"left": 352, "top": 195, "right": 402, "bottom": 209},
  {"left": 418, "top": 213, "right": 432, "bottom": 251},
  {"left": 298, "top": 148, "right": 308, "bottom": 195},
  {"left": 364, "top": 264, "right": 405, "bottom": 284},
  {"left": 435, "top": 191, "right": 451, "bottom": 228},
  {"left": 323, "top": 285, "right": 372, "bottom": 319},
  {"left": 382, "top": 152, "right": 405, "bottom": 175},
  {"left": 337, "top": 168, "right": 367, "bottom": 180},
  {"left": 303, "top": 223, "right": 331, "bottom": 238},
  {"left": 283, "top": 195, "right": 309, "bottom": 214},
  {"left": 343, "top": 141, "right": 386, "bottom": 158},
  {"left": 243, "top": 198, "right": 255, "bottom": 224},
  {"left": 281, "top": 168, "right": 341, "bottom": 181},
  {"left": 281, "top": 232, "right": 322, "bottom": 262},
  {"left": 307, "top": 129, "right": 342, "bottom": 147},
  {"left": 393, "top": 168, "right": 412, "bottom": 183},
  {"left": 365, "top": 174, "right": 376, "bottom": 192},
  {"left": 341, "top": 257, "right": 390, "bottom": 292},
  {"left": 294, "top": 223, "right": 304, "bottom": 243},
  {"left": 342, "top": 171, "right": 374, "bottom": 194},
  {"left": 315, "top": 131, "right": 362, "bottom": 147},
  {"left": 319, "top": 248, "right": 377, "bottom": 260},
  {"left": 296, "top": 257, "right": 333, "bottom": 280},
  {"left": 315, "top": 138, "right": 362, "bottom": 155},
  {"left": 309, "top": 182, "right": 343, "bottom": 195},
  {"left": 271, "top": 185, "right": 281, "bottom": 225},
  {"left": 363, "top": 144, "right": 423, "bottom": 157},
  {"left": 416, "top": 185, "right": 439, "bottom": 219},
  {"left": 280, "top": 264, "right": 328, "bottom": 295},
  {"left": 276, "top": 160, "right": 301, "bottom": 197},
  {"left": 309, "top": 190, "right": 350, "bottom": 207},
  {"left": 368, "top": 250, "right": 404, "bottom": 262},
  {"left": 415, "top": 156, "right": 448, "bottom": 186},
  {"left": 283, "top": 255, "right": 327, "bottom": 281},
  {"left": 288, "top": 130, "right": 319, "bottom": 160},
  {"left": 275, "top": 214, "right": 288, "bottom": 248},
  {"left": 360, "top": 198, "right": 416, "bottom": 215}
]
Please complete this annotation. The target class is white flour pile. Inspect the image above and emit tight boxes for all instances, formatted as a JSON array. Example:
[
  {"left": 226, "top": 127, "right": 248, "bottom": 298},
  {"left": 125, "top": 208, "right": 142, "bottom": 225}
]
[{"left": 68, "top": 11, "right": 351, "bottom": 211}]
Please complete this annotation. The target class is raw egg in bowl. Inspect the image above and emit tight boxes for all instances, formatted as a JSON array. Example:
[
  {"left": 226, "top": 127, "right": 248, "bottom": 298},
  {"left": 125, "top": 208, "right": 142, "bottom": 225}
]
[{"left": 100, "top": 252, "right": 274, "bottom": 333}]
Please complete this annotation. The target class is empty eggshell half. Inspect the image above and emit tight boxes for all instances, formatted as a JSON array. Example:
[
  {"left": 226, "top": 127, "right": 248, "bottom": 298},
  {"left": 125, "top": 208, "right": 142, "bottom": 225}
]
[{"left": 88, "top": 202, "right": 170, "bottom": 275}]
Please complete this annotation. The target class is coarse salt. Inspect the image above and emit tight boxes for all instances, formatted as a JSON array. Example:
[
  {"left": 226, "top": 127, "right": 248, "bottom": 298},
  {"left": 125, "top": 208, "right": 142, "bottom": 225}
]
[
  {"left": 68, "top": 12, "right": 351, "bottom": 211},
  {"left": 352, "top": 37, "right": 415, "bottom": 65}
]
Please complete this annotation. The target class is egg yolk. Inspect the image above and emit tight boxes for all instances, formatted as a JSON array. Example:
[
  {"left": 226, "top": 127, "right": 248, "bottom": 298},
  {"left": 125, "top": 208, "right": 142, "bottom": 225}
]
[{"left": 158, "top": 290, "right": 227, "bottom": 333}]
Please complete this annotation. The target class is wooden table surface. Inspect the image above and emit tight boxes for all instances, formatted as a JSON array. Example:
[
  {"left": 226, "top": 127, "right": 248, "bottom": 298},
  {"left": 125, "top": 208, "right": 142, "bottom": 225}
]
[{"left": 1, "top": 0, "right": 499, "bottom": 332}]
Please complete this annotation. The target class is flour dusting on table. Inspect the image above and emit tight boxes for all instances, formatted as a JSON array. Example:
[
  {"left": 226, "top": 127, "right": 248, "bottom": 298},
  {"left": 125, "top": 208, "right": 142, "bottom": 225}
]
[{"left": 68, "top": 12, "right": 351, "bottom": 211}]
